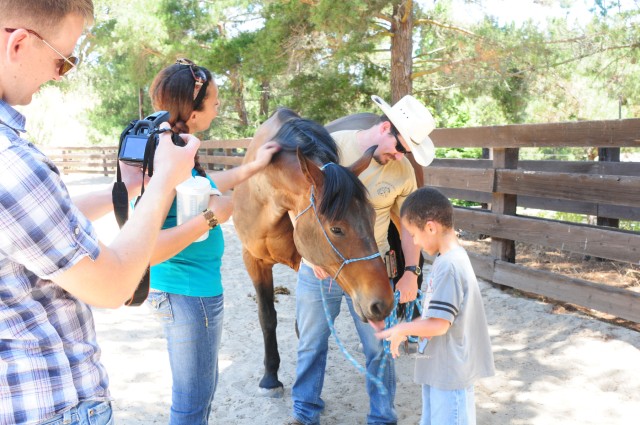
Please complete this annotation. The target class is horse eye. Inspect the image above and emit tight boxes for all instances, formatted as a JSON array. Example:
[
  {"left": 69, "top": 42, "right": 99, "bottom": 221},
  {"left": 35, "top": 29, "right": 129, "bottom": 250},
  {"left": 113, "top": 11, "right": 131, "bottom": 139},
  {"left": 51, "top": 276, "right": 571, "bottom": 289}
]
[{"left": 330, "top": 227, "right": 344, "bottom": 235}]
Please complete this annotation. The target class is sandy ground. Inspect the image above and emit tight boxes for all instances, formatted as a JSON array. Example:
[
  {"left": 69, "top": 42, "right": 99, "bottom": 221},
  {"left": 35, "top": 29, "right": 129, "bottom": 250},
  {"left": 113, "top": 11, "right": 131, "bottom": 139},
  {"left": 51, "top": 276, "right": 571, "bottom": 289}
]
[{"left": 64, "top": 174, "right": 640, "bottom": 425}]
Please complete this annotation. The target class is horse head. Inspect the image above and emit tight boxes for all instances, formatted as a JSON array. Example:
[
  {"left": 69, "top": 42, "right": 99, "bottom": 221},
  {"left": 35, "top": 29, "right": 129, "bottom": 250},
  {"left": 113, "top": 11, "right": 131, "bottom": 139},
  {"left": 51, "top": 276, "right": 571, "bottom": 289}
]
[{"left": 276, "top": 123, "right": 393, "bottom": 327}]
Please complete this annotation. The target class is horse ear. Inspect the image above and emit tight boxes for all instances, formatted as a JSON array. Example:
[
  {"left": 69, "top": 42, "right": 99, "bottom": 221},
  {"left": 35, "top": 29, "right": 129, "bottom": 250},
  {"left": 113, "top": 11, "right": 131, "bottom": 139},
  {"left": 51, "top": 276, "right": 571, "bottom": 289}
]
[
  {"left": 297, "top": 147, "right": 324, "bottom": 186},
  {"left": 347, "top": 145, "right": 376, "bottom": 177}
]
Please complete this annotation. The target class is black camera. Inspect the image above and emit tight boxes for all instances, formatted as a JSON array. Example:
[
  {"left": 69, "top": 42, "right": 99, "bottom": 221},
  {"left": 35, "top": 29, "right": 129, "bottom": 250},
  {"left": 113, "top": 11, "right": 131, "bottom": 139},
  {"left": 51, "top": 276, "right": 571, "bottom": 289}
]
[{"left": 118, "top": 111, "right": 186, "bottom": 166}]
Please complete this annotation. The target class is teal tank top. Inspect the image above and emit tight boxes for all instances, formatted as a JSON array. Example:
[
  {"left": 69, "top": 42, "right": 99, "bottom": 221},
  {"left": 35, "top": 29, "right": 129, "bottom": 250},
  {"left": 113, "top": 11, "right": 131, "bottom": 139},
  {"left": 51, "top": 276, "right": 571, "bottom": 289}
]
[{"left": 150, "top": 170, "right": 225, "bottom": 297}]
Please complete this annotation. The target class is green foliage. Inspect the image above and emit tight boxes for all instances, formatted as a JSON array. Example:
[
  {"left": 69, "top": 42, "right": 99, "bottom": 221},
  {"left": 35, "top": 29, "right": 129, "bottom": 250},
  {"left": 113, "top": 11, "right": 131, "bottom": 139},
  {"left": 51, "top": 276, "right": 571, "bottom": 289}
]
[
  {"left": 53, "top": 0, "right": 640, "bottom": 148},
  {"left": 620, "top": 220, "right": 640, "bottom": 232},
  {"left": 450, "top": 199, "right": 482, "bottom": 208},
  {"left": 439, "top": 147, "right": 483, "bottom": 159}
]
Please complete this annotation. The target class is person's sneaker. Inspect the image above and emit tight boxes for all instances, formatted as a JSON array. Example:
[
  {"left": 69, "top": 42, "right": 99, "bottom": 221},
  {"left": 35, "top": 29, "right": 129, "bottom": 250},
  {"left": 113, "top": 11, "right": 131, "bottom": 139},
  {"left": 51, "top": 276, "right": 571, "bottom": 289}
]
[{"left": 283, "top": 417, "right": 304, "bottom": 425}]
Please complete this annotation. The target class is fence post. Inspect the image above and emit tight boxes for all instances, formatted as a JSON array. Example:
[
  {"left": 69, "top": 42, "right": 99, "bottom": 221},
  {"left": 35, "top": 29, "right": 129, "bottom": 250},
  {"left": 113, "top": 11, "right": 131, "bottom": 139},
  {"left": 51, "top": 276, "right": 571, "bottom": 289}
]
[
  {"left": 61, "top": 149, "right": 67, "bottom": 175},
  {"left": 596, "top": 147, "right": 620, "bottom": 229},
  {"left": 490, "top": 148, "right": 518, "bottom": 264},
  {"left": 225, "top": 148, "right": 233, "bottom": 170},
  {"left": 102, "top": 149, "right": 108, "bottom": 176}
]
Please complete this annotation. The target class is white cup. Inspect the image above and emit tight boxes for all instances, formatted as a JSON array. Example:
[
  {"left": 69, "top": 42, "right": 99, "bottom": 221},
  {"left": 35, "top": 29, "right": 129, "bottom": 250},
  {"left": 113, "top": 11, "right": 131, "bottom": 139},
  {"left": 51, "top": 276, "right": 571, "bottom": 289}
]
[{"left": 176, "top": 176, "right": 211, "bottom": 242}]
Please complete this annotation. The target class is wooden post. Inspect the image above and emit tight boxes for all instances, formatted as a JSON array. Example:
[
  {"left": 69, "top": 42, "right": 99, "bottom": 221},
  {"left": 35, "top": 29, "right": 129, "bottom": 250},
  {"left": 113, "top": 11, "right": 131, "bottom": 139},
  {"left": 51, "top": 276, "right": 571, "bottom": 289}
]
[
  {"left": 481, "top": 148, "right": 490, "bottom": 210},
  {"left": 61, "top": 149, "right": 67, "bottom": 175},
  {"left": 102, "top": 149, "right": 108, "bottom": 176},
  {"left": 596, "top": 147, "right": 620, "bottom": 229},
  {"left": 491, "top": 148, "right": 518, "bottom": 264}
]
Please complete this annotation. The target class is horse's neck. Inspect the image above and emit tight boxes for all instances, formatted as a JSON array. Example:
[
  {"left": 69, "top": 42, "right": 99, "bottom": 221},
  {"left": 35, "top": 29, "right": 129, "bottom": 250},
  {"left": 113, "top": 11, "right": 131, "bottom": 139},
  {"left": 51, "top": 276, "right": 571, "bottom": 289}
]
[{"left": 264, "top": 154, "right": 315, "bottom": 219}]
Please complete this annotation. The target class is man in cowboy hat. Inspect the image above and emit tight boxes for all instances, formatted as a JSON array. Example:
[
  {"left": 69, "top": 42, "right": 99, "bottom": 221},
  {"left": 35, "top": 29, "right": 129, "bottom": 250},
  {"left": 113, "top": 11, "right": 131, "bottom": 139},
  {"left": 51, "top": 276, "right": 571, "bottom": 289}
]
[{"left": 286, "top": 95, "right": 436, "bottom": 425}]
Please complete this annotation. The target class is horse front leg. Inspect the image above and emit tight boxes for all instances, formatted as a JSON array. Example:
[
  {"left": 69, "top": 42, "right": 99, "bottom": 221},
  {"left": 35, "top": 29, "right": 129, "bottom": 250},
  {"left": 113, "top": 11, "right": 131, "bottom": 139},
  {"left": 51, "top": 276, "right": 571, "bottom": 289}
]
[{"left": 243, "top": 249, "right": 284, "bottom": 398}]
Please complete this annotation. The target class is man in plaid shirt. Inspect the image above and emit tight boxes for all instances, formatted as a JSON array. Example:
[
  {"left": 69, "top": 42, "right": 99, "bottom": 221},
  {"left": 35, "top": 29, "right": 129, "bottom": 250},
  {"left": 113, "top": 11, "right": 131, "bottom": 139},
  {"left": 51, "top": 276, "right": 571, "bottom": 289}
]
[{"left": 0, "top": 1, "right": 201, "bottom": 424}]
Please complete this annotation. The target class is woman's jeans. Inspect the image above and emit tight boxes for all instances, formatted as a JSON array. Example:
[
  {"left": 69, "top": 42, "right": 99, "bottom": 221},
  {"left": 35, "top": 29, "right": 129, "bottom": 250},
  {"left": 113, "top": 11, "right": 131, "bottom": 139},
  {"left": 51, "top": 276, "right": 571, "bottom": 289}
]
[
  {"left": 147, "top": 291, "right": 224, "bottom": 425},
  {"left": 39, "top": 400, "right": 113, "bottom": 425},
  {"left": 291, "top": 264, "right": 397, "bottom": 425},
  {"left": 420, "top": 385, "right": 476, "bottom": 425}
]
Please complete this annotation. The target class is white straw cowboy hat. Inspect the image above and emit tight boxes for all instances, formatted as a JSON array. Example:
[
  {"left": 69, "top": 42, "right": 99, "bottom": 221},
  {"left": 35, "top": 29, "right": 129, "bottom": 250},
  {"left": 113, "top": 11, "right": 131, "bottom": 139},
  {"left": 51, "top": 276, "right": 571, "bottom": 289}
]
[{"left": 371, "top": 94, "right": 436, "bottom": 166}]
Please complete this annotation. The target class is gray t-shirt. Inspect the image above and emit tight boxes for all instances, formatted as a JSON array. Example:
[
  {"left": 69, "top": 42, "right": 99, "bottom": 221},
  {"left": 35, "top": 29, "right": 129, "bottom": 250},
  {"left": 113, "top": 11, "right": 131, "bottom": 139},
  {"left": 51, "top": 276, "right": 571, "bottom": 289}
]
[{"left": 414, "top": 245, "right": 495, "bottom": 390}]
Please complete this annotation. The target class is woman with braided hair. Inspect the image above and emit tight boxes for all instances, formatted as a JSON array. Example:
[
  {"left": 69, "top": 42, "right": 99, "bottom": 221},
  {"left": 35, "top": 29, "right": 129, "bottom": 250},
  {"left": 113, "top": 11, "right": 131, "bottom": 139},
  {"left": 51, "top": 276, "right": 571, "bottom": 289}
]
[{"left": 146, "top": 58, "right": 280, "bottom": 425}]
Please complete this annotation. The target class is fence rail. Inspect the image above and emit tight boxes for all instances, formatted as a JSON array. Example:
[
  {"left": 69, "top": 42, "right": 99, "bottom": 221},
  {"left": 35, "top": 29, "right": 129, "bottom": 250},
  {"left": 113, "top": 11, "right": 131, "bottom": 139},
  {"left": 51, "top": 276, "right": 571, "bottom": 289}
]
[
  {"left": 44, "top": 146, "right": 118, "bottom": 176},
  {"left": 47, "top": 118, "right": 640, "bottom": 323}
]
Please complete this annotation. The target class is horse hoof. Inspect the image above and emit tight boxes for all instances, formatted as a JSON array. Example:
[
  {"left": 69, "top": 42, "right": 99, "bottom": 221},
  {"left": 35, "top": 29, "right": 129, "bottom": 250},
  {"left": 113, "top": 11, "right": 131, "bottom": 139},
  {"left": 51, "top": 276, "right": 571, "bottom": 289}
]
[{"left": 258, "top": 386, "right": 285, "bottom": 398}]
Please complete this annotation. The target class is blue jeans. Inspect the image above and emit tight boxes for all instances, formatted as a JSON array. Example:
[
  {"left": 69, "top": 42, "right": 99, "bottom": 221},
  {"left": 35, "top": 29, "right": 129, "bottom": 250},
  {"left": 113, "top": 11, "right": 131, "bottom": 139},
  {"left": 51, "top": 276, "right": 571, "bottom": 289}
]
[
  {"left": 420, "top": 385, "right": 476, "bottom": 425},
  {"left": 147, "top": 291, "right": 224, "bottom": 425},
  {"left": 291, "top": 264, "right": 397, "bottom": 425},
  {"left": 39, "top": 400, "right": 113, "bottom": 425}
]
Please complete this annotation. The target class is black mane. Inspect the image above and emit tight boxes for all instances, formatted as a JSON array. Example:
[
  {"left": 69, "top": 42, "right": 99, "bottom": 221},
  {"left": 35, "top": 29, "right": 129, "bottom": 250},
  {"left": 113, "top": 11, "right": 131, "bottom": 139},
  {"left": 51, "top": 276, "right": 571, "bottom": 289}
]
[{"left": 271, "top": 108, "right": 369, "bottom": 222}]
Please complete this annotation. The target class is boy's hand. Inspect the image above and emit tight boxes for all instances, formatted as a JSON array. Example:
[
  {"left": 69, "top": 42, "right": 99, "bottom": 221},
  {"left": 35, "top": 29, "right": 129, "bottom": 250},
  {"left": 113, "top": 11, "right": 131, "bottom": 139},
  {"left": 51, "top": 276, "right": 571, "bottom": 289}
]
[{"left": 375, "top": 327, "right": 407, "bottom": 359}]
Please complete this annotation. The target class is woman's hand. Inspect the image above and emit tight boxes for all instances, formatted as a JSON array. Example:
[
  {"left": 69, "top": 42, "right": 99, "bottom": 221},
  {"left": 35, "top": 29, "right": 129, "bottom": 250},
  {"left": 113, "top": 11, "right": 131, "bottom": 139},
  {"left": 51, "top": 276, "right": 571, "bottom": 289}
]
[
  {"left": 253, "top": 141, "right": 281, "bottom": 169},
  {"left": 208, "top": 195, "right": 233, "bottom": 224}
]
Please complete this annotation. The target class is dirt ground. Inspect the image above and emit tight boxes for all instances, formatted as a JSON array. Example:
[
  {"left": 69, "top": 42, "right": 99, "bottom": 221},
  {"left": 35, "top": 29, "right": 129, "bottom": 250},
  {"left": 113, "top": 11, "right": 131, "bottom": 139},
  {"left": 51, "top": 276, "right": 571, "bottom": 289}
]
[
  {"left": 62, "top": 174, "right": 640, "bottom": 424},
  {"left": 458, "top": 233, "right": 640, "bottom": 332}
]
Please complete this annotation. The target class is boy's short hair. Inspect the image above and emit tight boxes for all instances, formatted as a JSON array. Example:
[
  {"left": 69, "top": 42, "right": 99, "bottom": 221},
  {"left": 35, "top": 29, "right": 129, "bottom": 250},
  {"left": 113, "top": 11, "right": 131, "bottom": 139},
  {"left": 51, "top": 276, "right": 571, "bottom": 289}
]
[
  {"left": 400, "top": 187, "right": 454, "bottom": 229},
  {"left": 0, "top": 0, "right": 94, "bottom": 32}
]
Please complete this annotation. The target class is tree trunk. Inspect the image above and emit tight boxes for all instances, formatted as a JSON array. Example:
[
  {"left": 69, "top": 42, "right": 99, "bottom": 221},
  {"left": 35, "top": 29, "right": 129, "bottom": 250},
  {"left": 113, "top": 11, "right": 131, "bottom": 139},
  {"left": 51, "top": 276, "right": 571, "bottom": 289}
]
[
  {"left": 390, "top": 1, "right": 413, "bottom": 103},
  {"left": 260, "top": 79, "right": 271, "bottom": 120},
  {"left": 391, "top": 2, "right": 420, "bottom": 184},
  {"left": 138, "top": 87, "right": 145, "bottom": 120},
  {"left": 230, "top": 67, "right": 249, "bottom": 126}
]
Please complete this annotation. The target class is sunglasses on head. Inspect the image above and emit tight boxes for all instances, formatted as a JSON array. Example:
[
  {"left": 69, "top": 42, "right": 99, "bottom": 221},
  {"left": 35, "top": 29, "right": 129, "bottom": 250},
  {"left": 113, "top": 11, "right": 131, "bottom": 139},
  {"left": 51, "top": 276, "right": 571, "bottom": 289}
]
[
  {"left": 5, "top": 28, "right": 78, "bottom": 77},
  {"left": 390, "top": 129, "right": 408, "bottom": 154},
  {"left": 175, "top": 58, "right": 208, "bottom": 100}
]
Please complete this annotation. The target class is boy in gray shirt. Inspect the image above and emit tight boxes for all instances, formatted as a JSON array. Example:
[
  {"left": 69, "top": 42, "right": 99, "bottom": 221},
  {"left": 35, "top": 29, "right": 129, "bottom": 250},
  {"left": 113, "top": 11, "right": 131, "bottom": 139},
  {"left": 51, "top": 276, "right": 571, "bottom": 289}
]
[{"left": 376, "top": 187, "right": 495, "bottom": 425}]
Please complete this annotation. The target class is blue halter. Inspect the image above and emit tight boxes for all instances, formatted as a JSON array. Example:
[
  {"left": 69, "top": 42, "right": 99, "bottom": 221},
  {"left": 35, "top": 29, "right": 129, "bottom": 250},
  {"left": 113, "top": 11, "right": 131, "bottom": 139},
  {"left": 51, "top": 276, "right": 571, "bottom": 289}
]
[{"left": 294, "top": 179, "right": 381, "bottom": 280}]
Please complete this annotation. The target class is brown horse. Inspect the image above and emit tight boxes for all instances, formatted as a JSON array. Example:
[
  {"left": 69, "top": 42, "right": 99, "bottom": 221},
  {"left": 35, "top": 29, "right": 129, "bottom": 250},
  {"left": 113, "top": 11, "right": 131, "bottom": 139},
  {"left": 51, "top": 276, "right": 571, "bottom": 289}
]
[{"left": 233, "top": 108, "right": 394, "bottom": 397}]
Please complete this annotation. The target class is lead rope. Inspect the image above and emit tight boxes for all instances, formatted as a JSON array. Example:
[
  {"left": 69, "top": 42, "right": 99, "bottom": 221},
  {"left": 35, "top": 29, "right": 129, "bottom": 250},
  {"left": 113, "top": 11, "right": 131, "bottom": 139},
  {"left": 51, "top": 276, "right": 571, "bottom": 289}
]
[
  {"left": 320, "top": 277, "right": 390, "bottom": 395},
  {"left": 385, "top": 290, "right": 424, "bottom": 339}
]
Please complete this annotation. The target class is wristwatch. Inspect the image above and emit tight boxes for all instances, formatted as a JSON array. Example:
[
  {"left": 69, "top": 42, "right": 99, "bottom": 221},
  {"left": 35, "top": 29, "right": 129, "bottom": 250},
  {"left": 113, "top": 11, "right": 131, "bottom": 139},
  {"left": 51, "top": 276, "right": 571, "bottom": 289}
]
[
  {"left": 202, "top": 209, "right": 219, "bottom": 229},
  {"left": 404, "top": 265, "right": 422, "bottom": 276}
]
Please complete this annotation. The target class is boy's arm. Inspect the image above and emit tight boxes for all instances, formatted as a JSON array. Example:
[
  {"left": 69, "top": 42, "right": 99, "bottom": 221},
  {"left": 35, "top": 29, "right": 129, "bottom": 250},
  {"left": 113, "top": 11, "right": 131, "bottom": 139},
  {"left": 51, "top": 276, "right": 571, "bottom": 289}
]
[{"left": 376, "top": 317, "right": 451, "bottom": 358}]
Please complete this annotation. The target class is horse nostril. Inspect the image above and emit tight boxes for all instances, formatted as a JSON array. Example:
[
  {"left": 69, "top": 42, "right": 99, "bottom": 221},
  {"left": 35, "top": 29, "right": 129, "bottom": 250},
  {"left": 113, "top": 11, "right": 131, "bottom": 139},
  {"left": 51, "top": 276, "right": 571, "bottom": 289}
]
[{"left": 370, "top": 301, "right": 385, "bottom": 319}]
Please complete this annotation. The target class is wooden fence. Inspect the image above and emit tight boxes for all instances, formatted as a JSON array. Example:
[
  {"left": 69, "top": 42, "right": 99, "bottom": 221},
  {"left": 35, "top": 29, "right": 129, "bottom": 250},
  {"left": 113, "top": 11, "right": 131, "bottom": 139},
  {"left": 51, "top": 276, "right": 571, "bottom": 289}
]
[
  {"left": 48, "top": 119, "right": 640, "bottom": 323},
  {"left": 44, "top": 146, "right": 118, "bottom": 176}
]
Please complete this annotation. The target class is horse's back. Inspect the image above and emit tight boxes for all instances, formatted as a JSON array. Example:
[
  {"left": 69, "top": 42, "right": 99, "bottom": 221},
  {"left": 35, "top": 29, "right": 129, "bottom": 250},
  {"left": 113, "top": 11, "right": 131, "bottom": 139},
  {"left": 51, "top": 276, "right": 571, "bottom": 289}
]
[{"left": 325, "top": 112, "right": 379, "bottom": 133}]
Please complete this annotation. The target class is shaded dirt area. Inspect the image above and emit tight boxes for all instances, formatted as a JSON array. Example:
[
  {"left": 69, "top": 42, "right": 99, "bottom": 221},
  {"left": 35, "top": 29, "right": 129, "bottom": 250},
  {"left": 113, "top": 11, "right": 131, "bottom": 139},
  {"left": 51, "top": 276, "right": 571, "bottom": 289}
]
[{"left": 459, "top": 233, "right": 640, "bottom": 332}]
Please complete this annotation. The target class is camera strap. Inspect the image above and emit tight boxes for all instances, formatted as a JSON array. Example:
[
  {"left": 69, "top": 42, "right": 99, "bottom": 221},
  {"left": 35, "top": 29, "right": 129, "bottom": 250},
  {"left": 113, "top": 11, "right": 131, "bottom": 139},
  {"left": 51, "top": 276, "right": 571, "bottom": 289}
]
[
  {"left": 112, "top": 120, "right": 152, "bottom": 307},
  {"left": 113, "top": 120, "right": 136, "bottom": 227}
]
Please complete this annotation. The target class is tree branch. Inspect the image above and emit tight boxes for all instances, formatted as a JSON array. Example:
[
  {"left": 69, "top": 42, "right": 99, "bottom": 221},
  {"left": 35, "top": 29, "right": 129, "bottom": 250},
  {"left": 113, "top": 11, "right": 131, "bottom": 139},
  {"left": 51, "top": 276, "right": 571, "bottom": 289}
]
[
  {"left": 401, "top": 0, "right": 413, "bottom": 24},
  {"left": 414, "top": 18, "right": 476, "bottom": 37}
]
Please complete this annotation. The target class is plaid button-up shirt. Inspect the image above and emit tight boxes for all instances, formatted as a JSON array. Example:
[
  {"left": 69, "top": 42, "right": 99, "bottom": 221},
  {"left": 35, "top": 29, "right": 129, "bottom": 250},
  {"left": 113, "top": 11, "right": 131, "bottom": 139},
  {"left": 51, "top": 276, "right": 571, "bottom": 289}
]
[{"left": 0, "top": 100, "right": 110, "bottom": 425}]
